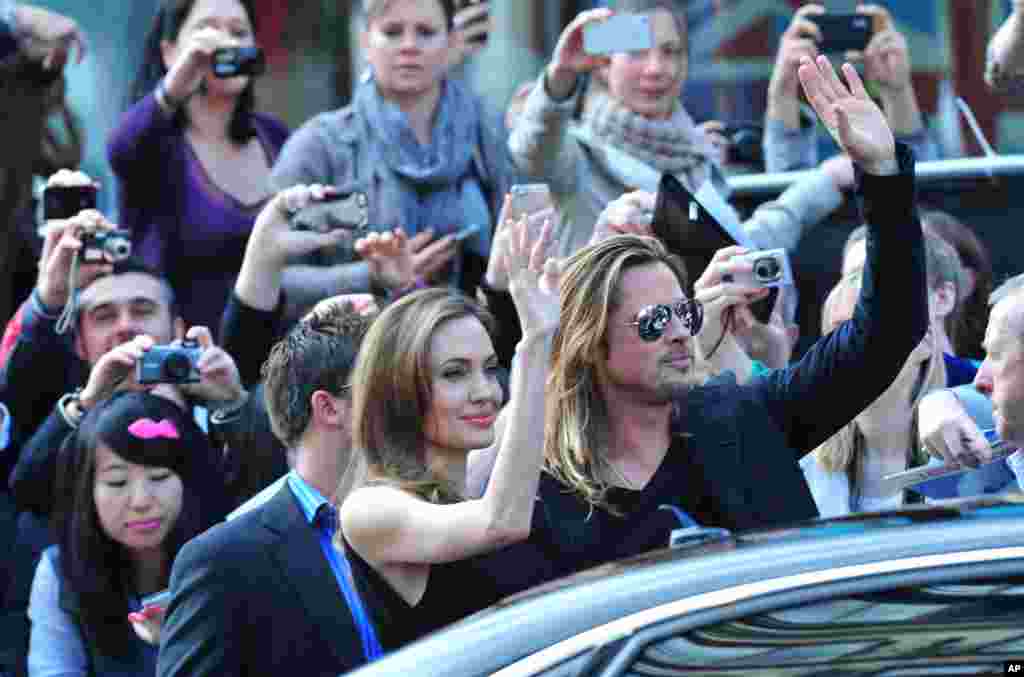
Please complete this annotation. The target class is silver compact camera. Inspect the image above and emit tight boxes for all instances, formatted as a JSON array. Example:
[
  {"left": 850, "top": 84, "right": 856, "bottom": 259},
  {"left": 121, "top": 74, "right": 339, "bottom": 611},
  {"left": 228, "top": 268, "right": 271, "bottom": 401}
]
[
  {"left": 80, "top": 229, "right": 132, "bottom": 264},
  {"left": 137, "top": 339, "right": 202, "bottom": 385},
  {"left": 730, "top": 249, "right": 794, "bottom": 288}
]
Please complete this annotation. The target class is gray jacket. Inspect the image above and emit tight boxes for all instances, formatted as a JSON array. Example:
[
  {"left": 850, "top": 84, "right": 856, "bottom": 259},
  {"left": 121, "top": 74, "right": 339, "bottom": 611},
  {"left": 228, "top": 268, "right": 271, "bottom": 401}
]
[{"left": 508, "top": 78, "right": 844, "bottom": 260}]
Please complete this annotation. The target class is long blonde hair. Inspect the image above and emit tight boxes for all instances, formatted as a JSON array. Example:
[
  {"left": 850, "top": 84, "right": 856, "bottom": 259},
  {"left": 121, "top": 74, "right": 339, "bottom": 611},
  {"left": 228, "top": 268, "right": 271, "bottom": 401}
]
[
  {"left": 813, "top": 269, "right": 945, "bottom": 484},
  {"left": 544, "top": 235, "right": 696, "bottom": 514}
]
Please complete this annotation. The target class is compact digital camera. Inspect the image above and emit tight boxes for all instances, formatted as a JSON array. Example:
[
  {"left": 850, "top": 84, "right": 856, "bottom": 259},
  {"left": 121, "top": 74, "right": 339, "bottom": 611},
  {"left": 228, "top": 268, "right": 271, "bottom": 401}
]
[
  {"left": 291, "top": 191, "right": 370, "bottom": 235},
  {"left": 137, "top": 340, "right": 202, "bottom": 385},
  {"left": 722, "top": 123, "right": 764, "bottom": 168},
  {"left": 731, "top": 249, "right": 794, "bottom": 289},
  {"left": 80, "top": 229, "right": 132, "bottom": 264},
  {"left": 43, "top": 184, "right": 97, "bottom": 221},
  {"left": 212, "top": 47, "right": 266, "bottom": 78}
]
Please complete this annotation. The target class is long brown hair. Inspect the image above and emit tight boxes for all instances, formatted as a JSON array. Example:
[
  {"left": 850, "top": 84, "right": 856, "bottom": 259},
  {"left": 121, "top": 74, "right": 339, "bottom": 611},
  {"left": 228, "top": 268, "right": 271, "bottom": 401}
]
[
  {"left": 813, "top": 273, "right": 943, "bottom": 508},
  {"left": 345, "top": 288, "right": 496, "bottom": 504},
  {"left": 0, "top": 60, "right": 81, "bottom": 325},
  {"left": 544, "top": 235, "right": 698, "bottom": 514},
  {"left": 921, "top": 209, "right": 993, "bottom": 360}
]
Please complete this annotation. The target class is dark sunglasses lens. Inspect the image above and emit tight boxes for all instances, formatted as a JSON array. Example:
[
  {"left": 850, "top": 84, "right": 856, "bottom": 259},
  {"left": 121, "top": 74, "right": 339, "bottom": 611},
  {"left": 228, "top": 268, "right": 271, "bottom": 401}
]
[{"left": 637, "top": 304, "right": 671, "bottom": 342}]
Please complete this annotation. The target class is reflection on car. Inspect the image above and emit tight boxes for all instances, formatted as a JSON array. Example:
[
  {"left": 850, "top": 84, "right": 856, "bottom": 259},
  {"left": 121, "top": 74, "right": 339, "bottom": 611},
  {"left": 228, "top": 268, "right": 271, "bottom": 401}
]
[{"left": 346, "top": 495, "right": 1024, "bottom": 677}]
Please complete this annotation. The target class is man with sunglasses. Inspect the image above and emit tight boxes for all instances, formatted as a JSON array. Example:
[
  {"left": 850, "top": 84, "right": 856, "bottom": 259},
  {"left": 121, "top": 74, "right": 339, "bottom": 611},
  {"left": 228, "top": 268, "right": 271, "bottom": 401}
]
[{"left": 470, "top": 55, "right": 928, "bottom": 586}]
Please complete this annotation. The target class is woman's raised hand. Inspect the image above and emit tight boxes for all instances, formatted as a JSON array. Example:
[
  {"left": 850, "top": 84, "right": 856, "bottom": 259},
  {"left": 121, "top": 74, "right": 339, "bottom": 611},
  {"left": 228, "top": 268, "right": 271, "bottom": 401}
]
[
  {"left": 546, "top": 8, "right": 614, "bottom": 99},
  {"left": 797, "top": 55, "right": 897, "bottom": 175},
  {"left": 163, "top": 26, "right": 237, "bottom": 102},
  {"left": 504, "top": 216, "right": 561, "bottom": 339}
]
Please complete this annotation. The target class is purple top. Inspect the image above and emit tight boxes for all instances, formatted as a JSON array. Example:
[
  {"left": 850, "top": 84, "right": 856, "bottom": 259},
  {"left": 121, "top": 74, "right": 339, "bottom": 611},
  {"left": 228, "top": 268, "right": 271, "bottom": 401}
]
[{"left": 107, "top": 93, "right": 290, "bottom": 334}]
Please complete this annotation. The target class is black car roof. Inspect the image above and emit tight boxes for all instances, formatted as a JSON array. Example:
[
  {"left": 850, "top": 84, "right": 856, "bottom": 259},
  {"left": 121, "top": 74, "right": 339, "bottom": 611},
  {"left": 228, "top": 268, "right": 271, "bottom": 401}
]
[{"left": 346, "top": 496, "right": 1024, "bottom": 677}]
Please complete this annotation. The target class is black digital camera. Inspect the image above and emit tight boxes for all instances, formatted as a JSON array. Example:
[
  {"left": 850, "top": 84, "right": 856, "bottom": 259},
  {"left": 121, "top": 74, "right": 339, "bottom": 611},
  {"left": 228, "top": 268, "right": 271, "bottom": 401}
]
[
  {"left": 43, "top": 184, "right": 97, "bottom": 221},
  {"left": 212, "top": 47, "right": 266, "bottom": 78},
  {"left": 80, "top": 229, "right": 132, "bottom": 264},
  {"left": 137, "top": 339, "right": 202, "bottom": 385},
  {"left": 810, "top": 13, "right": 874, "bottom": 53},
  {"left": 722, "top": 123, "right": 764, "bottom": 168}
]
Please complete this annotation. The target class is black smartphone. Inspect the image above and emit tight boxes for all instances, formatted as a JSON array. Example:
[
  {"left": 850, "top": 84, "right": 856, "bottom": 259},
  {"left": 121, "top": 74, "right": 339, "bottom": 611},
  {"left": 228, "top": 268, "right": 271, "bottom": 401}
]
[
  {"left": 291, "top": 191, "right": 370, "bottom": 236},
  {"left": 810, "top": 14, "right": 873, "bottom": 53},
  {"left": 43, "top": 184, "right": 97, "bottom": 221},
  {"left": 212, "top": 47, "right": 266, "bottom": 78}
]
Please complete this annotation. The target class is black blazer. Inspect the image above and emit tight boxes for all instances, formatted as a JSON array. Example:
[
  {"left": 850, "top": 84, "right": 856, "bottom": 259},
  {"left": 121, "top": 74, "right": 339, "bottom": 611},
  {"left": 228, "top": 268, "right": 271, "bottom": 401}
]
[{"left": 157, "top": 484, "right": 367, "bottom": 677}]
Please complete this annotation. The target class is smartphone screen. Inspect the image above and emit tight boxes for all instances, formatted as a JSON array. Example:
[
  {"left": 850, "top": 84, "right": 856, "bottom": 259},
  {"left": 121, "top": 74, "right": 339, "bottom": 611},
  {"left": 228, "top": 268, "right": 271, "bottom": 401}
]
[{"left": 583, "top": 14, "right": 653, "bottom": 56}]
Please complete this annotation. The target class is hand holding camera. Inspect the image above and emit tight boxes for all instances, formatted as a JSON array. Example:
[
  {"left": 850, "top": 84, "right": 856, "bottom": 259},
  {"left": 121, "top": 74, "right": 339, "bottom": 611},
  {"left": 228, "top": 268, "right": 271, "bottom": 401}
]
[
  {"left": 692, "top": 246, "right": 775, "bottom": 357},
  {"left": 175, "top": 326, "right": 245, "bottom": 406},
  {"left": 546, "top": 8, "right": 614, "bottom": 99},
  {"left": 15, "top": 4, "right": 87, "bottom": 71},
  {"left": 768, "top": 3, "right": 824, "bottom": 121},
  {"left": 79, "top": 335, "right": 159, "bottom": 411},
  {"left": 36, "top": 172, "right": 124, "bottom": 311},
  {"left": 856, "top": 5, "right": 912, "bottom": 99},
  {"left": 163, "top": 26, "right": 262, "bottom": 104}
]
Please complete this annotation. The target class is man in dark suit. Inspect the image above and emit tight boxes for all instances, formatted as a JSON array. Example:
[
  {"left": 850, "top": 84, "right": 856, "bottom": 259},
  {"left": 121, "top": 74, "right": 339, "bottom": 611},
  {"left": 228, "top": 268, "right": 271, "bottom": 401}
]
[{"left": 157, "top": 302, "right": 380, "bottom": 676}]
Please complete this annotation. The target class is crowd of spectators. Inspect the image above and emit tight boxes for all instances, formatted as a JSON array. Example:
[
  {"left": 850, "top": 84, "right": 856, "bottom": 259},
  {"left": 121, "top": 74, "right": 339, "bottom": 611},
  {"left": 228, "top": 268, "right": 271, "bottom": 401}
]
[{"left": 1, "top": 0, "right": 1024, "bottom": 675}]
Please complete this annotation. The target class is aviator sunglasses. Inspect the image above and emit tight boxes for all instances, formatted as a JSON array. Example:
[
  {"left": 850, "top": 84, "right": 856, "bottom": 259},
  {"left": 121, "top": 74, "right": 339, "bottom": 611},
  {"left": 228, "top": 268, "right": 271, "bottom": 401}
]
[{"left": 626, "top": 299, "right": 704, "bottom": 342}]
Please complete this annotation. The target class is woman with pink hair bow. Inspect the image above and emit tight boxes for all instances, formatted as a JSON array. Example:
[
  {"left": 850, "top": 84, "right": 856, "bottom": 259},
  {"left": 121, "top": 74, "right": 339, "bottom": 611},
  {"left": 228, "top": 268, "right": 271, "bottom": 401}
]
[{"left": 26, "top": 391, "right": 224, "bottom": 674}]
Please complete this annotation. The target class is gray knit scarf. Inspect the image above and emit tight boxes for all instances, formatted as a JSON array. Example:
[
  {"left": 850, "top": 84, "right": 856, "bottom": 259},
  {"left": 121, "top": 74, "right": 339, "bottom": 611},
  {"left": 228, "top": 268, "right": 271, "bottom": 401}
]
[
  {"left": 578, "top": 87, "right": 714, "bottom": 192},
  {"left": 354, "top": 75, "right": 491, "bottom": 261}
]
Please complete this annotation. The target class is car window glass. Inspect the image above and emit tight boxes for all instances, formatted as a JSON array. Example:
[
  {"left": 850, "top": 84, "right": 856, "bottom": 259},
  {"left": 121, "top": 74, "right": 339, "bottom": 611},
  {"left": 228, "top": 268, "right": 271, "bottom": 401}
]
[{"left": 627, "top": 580, "right": 1024, "bottom": 675}]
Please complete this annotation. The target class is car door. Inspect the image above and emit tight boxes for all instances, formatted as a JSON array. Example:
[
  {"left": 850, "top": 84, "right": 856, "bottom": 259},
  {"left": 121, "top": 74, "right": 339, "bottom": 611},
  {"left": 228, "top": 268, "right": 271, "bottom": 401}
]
[{"left": 495, "top": 546, "right": 1024, "bottom": 677}]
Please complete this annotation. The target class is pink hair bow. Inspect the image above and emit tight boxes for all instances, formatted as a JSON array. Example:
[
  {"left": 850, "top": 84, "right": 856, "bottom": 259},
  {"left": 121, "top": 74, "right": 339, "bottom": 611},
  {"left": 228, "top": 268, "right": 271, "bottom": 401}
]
[{"left": 127, "top": 418, "right": 180, "bottom": 441}]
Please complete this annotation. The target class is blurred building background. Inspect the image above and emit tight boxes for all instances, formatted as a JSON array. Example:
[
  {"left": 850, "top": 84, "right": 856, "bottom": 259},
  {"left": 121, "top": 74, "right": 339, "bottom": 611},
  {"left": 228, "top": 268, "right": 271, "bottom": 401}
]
[{"left": 35, "top": 0, "right": 1024, "bottom": 212}]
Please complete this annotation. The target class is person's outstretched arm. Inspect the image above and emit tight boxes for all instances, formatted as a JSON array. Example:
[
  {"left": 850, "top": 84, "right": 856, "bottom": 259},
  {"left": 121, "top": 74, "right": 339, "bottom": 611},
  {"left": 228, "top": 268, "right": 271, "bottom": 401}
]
[
  {"left": 754, "top": 55, "right": 927, "bottom": 455},
  {"left": 341, "top": 219, "right": 559, "bottom": 565}
]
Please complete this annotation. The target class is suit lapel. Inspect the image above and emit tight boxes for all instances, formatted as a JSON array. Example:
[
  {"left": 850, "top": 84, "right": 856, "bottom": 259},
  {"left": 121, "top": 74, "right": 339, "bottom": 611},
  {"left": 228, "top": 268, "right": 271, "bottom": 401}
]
[{"left": 261, "top": 485, "right": 365, "bottom": 666}]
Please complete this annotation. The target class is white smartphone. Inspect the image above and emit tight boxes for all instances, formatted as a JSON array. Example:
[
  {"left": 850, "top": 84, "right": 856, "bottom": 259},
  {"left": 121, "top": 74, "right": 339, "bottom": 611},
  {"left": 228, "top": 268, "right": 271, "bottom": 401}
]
[
  {"left": 583, "top": 14, "right": 654, "bottom": 55},
  {"left": 503, "top": 184, "right": 553, "bottom": 223}
]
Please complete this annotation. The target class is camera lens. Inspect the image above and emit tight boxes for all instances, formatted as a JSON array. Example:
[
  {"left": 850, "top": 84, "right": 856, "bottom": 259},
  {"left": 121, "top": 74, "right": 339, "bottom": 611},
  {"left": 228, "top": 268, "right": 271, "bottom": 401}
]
[
  {"left": 107, "top": 239, "right": 132, "bottom": 261},
  {"left": 753, "top": 257, "right": 781, "bottom": 282},
  {"left": 163, "top": 353, "right": 193, "bottom": 382}
]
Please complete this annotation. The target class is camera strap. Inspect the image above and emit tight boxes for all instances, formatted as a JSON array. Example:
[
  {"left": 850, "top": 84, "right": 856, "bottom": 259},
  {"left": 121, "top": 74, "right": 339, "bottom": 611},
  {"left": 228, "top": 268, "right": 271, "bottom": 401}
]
[{"left": 55, "top": 254, "right": 80, "bottom": 336}]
